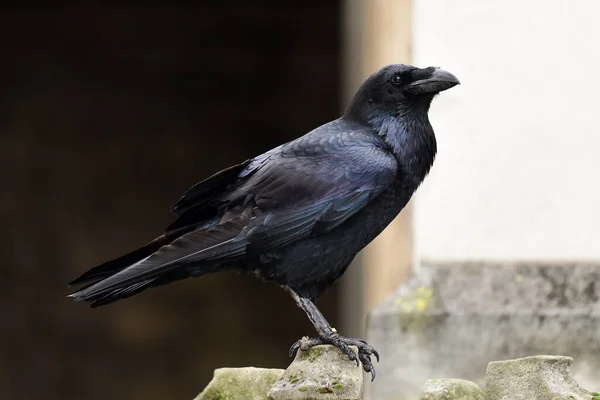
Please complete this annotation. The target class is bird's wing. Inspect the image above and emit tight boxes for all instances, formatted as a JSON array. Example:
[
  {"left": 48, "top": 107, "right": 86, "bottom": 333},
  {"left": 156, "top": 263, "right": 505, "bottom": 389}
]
[
  {"left": 165, "top": 160, "right": 253, "bottom": 233},
  {"left": 236, "top": 131, "right": 398, "bottom": 251},
  {"left": 71, "top": 128, "right": 397, "bottom": 303},
  {"left": 162, "top": 129, "right": 397, "bottom": 258},
  {"left": 170, "top": 161, "right": 254, "bottom": 216}
]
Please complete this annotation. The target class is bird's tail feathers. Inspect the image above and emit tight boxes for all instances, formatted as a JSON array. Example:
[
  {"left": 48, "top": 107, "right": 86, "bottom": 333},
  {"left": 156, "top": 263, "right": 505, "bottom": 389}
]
[
  {"left": 72, "top": 278, "right": 157, "bottom": 308},
  {"left": 68, "top": 205, "right": 253, "bottom": 307},
  {"left": 68, "top": 235, "right": 171, "bottom": 287},
  {"left": 68, "top": 234, "right": 248, "bottom": 307}
]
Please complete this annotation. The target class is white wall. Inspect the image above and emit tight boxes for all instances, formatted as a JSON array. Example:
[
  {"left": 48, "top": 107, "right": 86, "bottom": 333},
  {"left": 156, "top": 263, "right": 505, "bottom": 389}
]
[{"left": 412, "top": 0, "right": 600, "bottom": 261}]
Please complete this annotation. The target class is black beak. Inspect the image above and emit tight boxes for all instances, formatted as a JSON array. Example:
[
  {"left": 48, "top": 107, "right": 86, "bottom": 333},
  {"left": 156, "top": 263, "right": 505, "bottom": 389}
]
[{"left": 406, "top": 68, "right": 460, "bottom": 95}]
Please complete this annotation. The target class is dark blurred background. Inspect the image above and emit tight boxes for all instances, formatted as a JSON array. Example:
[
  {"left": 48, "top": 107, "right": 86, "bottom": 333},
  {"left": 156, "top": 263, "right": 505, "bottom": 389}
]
[{"left": 0, "top": 3, "right": 342, "bottom": 399}]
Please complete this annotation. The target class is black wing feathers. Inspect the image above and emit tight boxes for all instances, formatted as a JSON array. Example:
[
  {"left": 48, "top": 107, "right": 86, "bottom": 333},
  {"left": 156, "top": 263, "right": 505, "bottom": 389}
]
[
  {"left": 170, "top": 160, "right": 250, "bottom": 216},
  {"left": 312, "top": 191, "right": 371, "bottom": 234},
  {"left": 166, "top": 160, "right": 252, "bottom": 233}
]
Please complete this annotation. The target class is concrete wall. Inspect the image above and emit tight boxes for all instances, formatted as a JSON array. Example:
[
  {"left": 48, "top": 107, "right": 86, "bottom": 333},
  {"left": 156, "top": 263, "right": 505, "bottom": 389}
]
[{"left": 412, "top": 0, "right": 600, "bottom": 262}]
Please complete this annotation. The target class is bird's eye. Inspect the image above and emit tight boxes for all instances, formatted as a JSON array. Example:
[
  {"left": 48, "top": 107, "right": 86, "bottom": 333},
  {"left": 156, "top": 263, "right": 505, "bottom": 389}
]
[{"left": 391, "top": 74, "right": 403, "bottom": 86}]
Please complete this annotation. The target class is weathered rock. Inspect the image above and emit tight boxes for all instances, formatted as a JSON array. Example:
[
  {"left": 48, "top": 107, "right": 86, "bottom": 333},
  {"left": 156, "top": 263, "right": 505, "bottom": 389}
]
[
  {"left": 195, "top": 367, "right": 284, "bottom": 400},
  {"left": 367, "top": 262, "right": 600, "bottom": 400},
  {"left": 268, "top": 344, "right": 363, "bottom": 400},
  {"left": 484, "top": 355, "right": 592, "bottom": 399},
  {"left": 420, "top": 378, "right": 483, "bottom": 400}
]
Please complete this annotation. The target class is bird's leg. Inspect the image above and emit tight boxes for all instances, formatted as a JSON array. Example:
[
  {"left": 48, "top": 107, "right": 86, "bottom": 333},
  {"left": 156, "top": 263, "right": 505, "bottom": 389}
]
[{"left": 286, "top": 287, "right": 379, "bottom": 381}]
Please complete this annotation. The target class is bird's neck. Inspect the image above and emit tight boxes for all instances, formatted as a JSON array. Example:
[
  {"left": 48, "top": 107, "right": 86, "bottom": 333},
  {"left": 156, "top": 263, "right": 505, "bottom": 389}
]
[{"left": 369, "top": 110, "right": 437, "bottom": 171}]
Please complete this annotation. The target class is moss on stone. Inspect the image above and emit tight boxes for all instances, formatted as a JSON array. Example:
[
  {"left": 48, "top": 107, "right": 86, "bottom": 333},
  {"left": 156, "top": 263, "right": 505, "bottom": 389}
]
[
  {"left": 307, "top": 346, "right": 324, "bottom": 362},
  {"left": 294, "top": 344, "right": 325, "bottom": 363},
  {"left": 395, "top": 286, "right": 435, "bottom": 313},
  {"left": 199, "top": 388, "right": 226, "bottom": 400},
  {"left": 395, "top": 286, "right": 437, "bottom": 334},
  {"left": 286, "top": 370, "right": 305, "bottom": 386},
  {"left": 298, "top": 387, "right": 308, "bottom": 392},
  {"left": 195, "top": 367, "right": 284, "bottom": 400},
  {"left": 420, "top": 378, "right": 482, "bottom": 400},
  {"left": 316, "top": 386, "right": 334, "bottom": 394}
]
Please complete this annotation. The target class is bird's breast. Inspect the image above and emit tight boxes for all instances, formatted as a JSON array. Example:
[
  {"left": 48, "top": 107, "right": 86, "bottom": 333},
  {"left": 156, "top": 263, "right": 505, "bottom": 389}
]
[{"left": 348, "top": 153, "right": 434, "bottom": 248}]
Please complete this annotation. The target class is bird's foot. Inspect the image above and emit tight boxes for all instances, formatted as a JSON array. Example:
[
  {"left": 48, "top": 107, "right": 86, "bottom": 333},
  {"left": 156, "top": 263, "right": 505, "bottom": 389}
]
[{"left": 289, "top": 334, "right": 380, "bottom": 381}]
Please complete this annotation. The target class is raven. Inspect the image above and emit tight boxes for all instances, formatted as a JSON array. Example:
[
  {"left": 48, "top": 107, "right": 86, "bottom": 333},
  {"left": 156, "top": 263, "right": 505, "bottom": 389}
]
[{"left": 68, "top": 64, "right": 459, "bottom": 379}]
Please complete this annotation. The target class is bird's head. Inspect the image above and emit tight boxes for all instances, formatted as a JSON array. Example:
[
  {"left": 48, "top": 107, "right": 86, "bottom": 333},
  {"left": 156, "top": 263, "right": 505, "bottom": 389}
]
[{"left": 344, "top": 64, "right": 460, "bottom": 123}]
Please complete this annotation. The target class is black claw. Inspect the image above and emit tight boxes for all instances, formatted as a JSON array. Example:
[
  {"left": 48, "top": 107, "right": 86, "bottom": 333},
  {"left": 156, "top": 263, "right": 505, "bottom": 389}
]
[
  {"left": 370, "top": 367, "right": 376, "bottom": 382},
  {"left": 289, "top": 342, "right": 300, "bottom": 358},
  {"left": 373, "top": 349, "right": 380, "bottom": 363}
]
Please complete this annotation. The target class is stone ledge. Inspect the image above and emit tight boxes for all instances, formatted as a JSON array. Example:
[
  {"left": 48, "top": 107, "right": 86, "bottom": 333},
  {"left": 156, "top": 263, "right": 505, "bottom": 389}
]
[
  {"left": 195, "top": 367, "right": 284, "bottom": 400},
  {"left": 195, "top": 345, "right": 363, "bottom": 400},
  {"left": 268, "top": 345, "right": 363, "bottom": 400},
  {"left": 420, "top": 378, "right": 483, "bottom": 400},
  {"left": 484, "top": 355, "right": 592, "bottom": 400},
  {"left": 368, "top": 262, "right": 600, "bottom": 400},
  {"left": 419, "top": 355, "right": 596, "bottom": 400}
]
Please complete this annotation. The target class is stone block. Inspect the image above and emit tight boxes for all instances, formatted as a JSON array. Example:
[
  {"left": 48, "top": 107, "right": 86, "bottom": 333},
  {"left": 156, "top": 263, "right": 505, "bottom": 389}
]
[
  {"left": 195, "top": 367, "right": 284, "bottom": 400},
  {"left": 268, "top": 344, "right": 363, "bottom": 400},
  {"left": 367, "top": 262, "right": 600, "bottom": 400},
  {"left": 483, "top": 355, "right": 593, "bottom": 400},
  {"left": 419, "top": 378, "right": 482, "bottom": 400}
]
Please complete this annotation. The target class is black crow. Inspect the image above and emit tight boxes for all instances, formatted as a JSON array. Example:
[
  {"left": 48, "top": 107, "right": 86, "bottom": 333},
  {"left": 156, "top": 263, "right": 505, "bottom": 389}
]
[{"left": 68, "top": 64, "right": 459, "bottom": 379}]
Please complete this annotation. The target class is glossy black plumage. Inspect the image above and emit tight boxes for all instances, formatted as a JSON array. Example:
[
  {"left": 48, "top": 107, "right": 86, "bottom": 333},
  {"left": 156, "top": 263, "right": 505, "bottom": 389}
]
[{"left": 68, "top": 64, "right": 459, "bottom": 377}]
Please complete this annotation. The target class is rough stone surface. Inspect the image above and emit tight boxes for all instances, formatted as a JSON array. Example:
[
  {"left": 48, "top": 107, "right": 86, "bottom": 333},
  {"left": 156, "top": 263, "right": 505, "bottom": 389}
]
[
  {"left": 367, "top": 262, "right": 600, "bottom": 400},
  {"left": 484, "top": 355, "right": 592, "bottom": 399},
  {"left": 268, "top": 345, "right": 363, "bottom": 400},
  {"left": 420, "top": 378, "right": 483, "bottom": 400},
  {"left": 195, "top": 367, "right": 284, "bottom": 400}
]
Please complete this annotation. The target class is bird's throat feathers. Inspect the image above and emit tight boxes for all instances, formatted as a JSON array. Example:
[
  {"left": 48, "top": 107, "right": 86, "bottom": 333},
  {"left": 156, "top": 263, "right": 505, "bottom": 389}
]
[{"left": 369, "top": 110, "right": 437, "bottom": 172}]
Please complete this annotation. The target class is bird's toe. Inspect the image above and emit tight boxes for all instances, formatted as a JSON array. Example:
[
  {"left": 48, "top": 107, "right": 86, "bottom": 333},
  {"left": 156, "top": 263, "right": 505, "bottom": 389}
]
[
  {"left": 289, "top": 341, "right": 301, "bottom": 358},
  {"left": 357, "top": 350, "right": 376, "bottom": 380}
]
